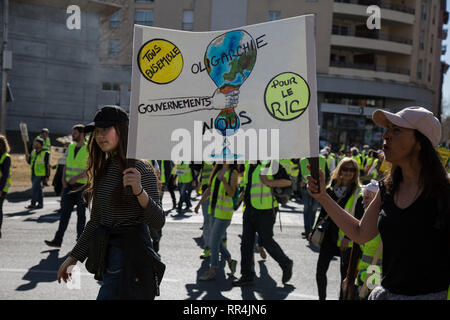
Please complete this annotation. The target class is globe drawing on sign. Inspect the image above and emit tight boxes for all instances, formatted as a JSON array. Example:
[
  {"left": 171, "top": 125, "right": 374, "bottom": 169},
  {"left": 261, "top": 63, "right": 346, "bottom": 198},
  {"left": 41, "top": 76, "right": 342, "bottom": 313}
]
[{"left": 204, "top": 30, "right": 257, "bottom": 159}]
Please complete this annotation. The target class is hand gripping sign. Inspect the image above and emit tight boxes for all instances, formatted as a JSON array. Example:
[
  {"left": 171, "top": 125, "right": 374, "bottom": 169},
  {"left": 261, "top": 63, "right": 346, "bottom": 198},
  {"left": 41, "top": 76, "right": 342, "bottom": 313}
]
[{"left": 127, "top": 15, "right": 319, "bottom": 165}]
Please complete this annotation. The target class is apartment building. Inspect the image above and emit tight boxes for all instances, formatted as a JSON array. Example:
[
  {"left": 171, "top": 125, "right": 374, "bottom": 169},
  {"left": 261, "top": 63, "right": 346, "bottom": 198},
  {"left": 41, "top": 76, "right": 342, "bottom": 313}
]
[{"left": 99, "top": 0, "right": 448, "bottom": 147}]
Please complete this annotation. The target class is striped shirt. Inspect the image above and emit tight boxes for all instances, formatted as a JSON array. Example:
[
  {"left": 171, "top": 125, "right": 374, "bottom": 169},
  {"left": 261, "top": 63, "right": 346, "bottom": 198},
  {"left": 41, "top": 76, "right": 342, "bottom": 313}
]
[{"left": 70, "top": 157, "right": 165, "bottom": 262}]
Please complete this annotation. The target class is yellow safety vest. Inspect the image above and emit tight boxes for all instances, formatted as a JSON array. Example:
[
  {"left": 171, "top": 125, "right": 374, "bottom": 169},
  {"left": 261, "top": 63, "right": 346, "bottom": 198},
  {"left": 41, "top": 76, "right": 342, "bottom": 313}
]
[
  {"left": 279, "top": 159, "right": 298, "bottom": 178},
  {"left": 65, "top": 143, "right": 88, "bottom": 184},
  {"left": 208, "top": 169, "right": 235, "bottom": 220},
  {"left": 0, "top": 153, "right": 12, "bottom": 192},
  {"left": 201, "top": 162, "right": 214, "bottom": 186},
  {"left": 37, "top": 135, "right": 51, "bottom": 151},
  {"left": 30, "top": 149, "right": 48, "bottom": 177},
  {"left": 337, "top": 187, "right": 362, "bottom": 248},
  {"left": 356, "top": 234, "right": 383, "bottom": 286},
  {"left": 244, "top": 161, "right": 278, "bottom": 210},
  {"left": 300, "top": 156, "right": 326, "bottom": 183},
  {"left": 176, "top": 162, "right": 193, "bottom": 183}
]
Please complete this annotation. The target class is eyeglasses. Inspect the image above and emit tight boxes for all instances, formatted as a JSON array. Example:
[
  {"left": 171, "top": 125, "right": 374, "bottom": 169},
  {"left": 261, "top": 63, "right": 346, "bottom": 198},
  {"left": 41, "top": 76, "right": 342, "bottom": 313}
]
[{"left": 341, "top": 167, "right": 357, "bottom": 173}]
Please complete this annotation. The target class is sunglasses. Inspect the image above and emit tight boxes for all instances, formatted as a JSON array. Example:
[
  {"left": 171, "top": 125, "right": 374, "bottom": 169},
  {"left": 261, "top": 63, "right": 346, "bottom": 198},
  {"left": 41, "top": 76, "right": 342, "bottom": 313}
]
[{"left": 341, "top": 167, "right": 357, "bottom": 173}]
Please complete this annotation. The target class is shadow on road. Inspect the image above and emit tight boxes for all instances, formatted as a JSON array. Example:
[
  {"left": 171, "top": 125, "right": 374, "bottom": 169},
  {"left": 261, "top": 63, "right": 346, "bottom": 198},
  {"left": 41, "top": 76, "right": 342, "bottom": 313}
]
[
  {"left": 16, "top": 249, "right": 68, "bottom": 292},
  {"left": 24, "top": 212, "right": 61, "bottom": 224},
  {"left": 185, "top": 259, "right": 233, "bottom": 300},
  {"left": 5, "top": 209, "right": 38, "bottom": 218},
  {"left": 239, "top": 261, "right": 295, "bottom": 300}
]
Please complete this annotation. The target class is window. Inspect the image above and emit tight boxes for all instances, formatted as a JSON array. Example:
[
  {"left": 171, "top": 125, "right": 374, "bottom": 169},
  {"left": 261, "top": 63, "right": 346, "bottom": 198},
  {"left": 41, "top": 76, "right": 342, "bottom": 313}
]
[
  {"left": 269, "top": 11, "right": 280, "bottom": 21},
  {"left": 417, "top": 59, "right": 422, "bottom": 79},
  {"left": 428, "top": 63, "right": 432, "bottom": 82},
  {"left": 110, "top": 11, "right": 120, "bottom": 28},
  {"left": 109, "top": 40, "right": 120, "bottom": 58},
  {"left": 419, "top": 31, "right": 424, "bottom": 49},
  {"left": 135, "top": 0, "right": 154, "bottom": 2},
  {"left": 135, "top": 10, "right": 154, "bottom": 26},
  {"left": 421, "top": 0, "right": 427, "bottom": 21},
  {"left": 430, "top": 35, "right": 434, "bottom": 53},
  {"left": 102, "top": 82, "right": 121, "bottom": 91},
  {"left": 182, "top": 10, "right": 194, "bottom": 31},
  {"left": 433, "top": 5, "right": 436, "bottom": 24}
]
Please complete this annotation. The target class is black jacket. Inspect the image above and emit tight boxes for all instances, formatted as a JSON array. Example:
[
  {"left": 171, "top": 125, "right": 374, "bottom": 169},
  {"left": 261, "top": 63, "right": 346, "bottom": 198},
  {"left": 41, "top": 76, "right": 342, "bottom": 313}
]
[{"left": 85, "top": 223, "right": 165, "bottom": 300}]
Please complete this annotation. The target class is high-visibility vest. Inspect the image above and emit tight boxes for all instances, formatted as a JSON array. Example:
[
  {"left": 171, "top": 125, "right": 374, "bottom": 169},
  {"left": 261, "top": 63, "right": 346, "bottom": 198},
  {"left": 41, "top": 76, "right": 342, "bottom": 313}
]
[
  {"left": 30, "top": 149, "right": 48, "bottom": 177},
  {"left": 201, "top": 162, "right": 214, "bottom": 186},
  {"left": 337, "top": 187, "right": 362, "bottom": 248},
  {"left": 300, "top": 156, "right": 326, "bottom": 183},
  {"left": 0, "top": 152, "right": 12, "bottom": 192},
  {"left": 208, "top": 169, "right": 235, "bottom": 220},
  {"left": 176, "top": 162, "right": 193, "bottom": 183},
  {"left": 356, "top": 234, "right": 383, "bottom": 286},
  {"left": 279, "top": 159, "right": 298, "bottom": 178},
  {"left": 65, "top": 143, "right": 88, "bottom": 184},
  {"left": 37, "top": 135, "right": 51, "bottom": 151},
  {"left": 244, "top": 161, "right": 278, "bottom": 210},
  {"left": 352, "top": 155, "right": 363, "bottom": 170},
  {"left": 160, "top": 161, "right": 166, "bottom": 184}
]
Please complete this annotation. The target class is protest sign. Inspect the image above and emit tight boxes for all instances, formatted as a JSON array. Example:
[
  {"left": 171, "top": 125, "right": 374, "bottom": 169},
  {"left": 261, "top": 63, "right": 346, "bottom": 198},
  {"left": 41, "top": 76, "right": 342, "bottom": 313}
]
[{"left": 127, "top": 15, "right": 319, "bottom": 161}]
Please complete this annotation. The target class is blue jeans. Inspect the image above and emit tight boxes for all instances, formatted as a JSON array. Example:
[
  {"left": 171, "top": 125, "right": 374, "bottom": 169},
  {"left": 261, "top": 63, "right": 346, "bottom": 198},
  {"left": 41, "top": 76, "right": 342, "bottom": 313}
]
[
  {"left": 209, "top": 215, "right": 231, "bottom": 269},
  {"left": 54, "top": 186, "right": 86, "bottom": 243},
  {"left": 31, "top": 175, "right": 44, "bottom": 206},
  {"left": 301, "top": 186, "right": 319, "bottom": 235},
  {"left": 201, "top": 198, "right": 211, "bottom": 248},
  {"left": 97, "top": 246, "right": 124, "bottom": 300},
  {"left": 177, "top": 182, "right": 192, "bottom": 210}
]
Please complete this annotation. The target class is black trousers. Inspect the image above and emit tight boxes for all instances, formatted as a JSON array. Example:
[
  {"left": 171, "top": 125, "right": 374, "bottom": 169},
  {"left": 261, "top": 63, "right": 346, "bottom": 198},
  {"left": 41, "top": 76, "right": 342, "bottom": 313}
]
[
  {"left": 0, "top": 192, "right": 6, "bottom": 231},
  {"left": 161, "top": 175, "right": 176, "bottom": 207},
  {"left": 316, "top": 231, "right": 352, "bottom": 300}
]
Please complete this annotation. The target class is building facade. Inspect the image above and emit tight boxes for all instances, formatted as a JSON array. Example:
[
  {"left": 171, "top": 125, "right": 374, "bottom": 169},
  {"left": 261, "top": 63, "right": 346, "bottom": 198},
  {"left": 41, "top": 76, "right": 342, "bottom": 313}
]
[{"left": 1, "top": 0, "right": 447, "bottom": 148}]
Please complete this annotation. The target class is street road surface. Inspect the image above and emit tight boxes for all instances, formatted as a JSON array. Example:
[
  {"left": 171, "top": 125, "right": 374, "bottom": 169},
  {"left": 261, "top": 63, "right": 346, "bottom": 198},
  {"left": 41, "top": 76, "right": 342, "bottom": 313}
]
[{"left": 0, "top": 192, "right": 341, "bottom": 300}]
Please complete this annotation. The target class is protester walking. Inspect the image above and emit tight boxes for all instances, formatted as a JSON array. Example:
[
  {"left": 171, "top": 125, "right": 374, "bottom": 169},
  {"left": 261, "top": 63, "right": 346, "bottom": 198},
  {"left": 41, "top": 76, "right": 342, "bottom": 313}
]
[
  {"left": 195, "top": 162, "right": 238, "bottom": 281},
  {"left": 307, "top": 106, "right": 450, "bottom": 300},
  {"left": 176, "top": 161, "right": 196, "bottom": 214},
  {"left": 158, "top": 160, "right": 177, "bottom": 211},
  {"left": 232, "top": 160, "right": 293, "bottom": 287},
  {"left": 0, "top": 135, "right": 12, "bottom": 239},
  {"left": 26, "top": 137, "right": 50, "bottom": 209},
  {"left": 45, "top": 125, "right": 88, "bottom": 248},
  {"left": 198, "top": 161, "right": 214, "bottom": 259},
  {"left": 56, "top": 106, "right": 165, "bottom": 300}
]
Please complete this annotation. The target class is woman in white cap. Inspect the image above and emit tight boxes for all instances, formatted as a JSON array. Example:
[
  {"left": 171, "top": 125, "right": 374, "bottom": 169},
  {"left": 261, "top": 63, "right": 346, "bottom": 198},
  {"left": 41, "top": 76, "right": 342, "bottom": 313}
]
[{"left": 307, "top": 106, "right": 450, "bottom": 300}]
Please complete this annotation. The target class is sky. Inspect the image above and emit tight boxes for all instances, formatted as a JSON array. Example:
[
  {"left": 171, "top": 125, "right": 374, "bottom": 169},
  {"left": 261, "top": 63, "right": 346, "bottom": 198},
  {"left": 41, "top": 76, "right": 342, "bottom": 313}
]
[{"left": 441, "top": 0, "right": 450, "bottom": 118}]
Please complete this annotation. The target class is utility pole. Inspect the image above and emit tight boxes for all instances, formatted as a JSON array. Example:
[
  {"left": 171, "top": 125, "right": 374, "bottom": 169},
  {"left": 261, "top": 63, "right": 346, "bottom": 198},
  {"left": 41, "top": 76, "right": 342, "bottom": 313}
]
[{"left": 0, "top": 0, "right": 10, "bottom": 135}]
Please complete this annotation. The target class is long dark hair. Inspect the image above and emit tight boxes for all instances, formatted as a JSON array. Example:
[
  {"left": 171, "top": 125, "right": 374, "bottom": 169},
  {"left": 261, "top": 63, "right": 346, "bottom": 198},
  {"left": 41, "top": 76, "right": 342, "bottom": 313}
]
[
  {"left": 208, "top": 162, "right": 239, "bottom": 188},
  {"left": 385, "top": 130, "right": 450, "bottom": 228}
]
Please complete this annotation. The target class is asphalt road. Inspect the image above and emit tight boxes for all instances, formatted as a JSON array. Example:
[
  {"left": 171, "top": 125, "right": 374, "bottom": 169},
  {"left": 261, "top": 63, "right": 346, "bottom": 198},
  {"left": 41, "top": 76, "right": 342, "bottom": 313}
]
[{"left": 0, "top": 192, "right": 341, "bottom": 300}]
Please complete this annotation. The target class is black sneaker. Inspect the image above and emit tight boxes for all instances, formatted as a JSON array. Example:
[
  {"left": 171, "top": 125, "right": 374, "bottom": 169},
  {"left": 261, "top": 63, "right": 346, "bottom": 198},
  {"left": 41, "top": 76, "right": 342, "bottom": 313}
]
[
  {"left": 232, "top": 277, "right": 254, "bottom": 287},
  {"left": 26, "top": 204, "right": 37, "bottom": 209},
  {"left": 44, "top": 239, "right": 61, "bottom": 248},
  {"left": 282, "top": 260, "right": 293, "bottom": 284}
]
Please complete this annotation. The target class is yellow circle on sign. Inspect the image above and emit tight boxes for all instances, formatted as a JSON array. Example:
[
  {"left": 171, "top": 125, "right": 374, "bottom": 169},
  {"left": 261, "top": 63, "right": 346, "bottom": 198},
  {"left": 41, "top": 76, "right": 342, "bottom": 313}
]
[
  {"left": 264, "top": 72, "right": 310, "bottom": 121},
  {"left": 137, "top": 39, "right": 183, "bottom": 84}
]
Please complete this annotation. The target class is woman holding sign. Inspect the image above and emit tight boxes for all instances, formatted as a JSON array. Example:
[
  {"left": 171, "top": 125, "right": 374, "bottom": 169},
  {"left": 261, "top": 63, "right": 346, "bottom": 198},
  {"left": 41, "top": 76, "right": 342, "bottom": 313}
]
[
  {"left": 307, "top": 107, "right": 450, "bottom": 300},
  {"left": 56, "top": 106, "right": 165, "bottom": 300}
]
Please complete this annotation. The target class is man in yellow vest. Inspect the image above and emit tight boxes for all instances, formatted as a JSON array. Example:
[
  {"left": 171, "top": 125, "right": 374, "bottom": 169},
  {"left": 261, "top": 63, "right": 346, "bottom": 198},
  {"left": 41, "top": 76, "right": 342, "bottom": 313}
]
[
  {"left": 37, "top": 128, "right": 51, "bottom": 151},
  {"left": 26, "top": 137, "right": 50, "bottom": 209},
  {"left": 198, "top": 161, "right": 214, "bottom": 259},
  {"left": 232, "top": 160, "right": 294, "bottom": 287},
  {"left": 0, "top": 135, "right": 12, "bottom": 239},
  {"left": 176, "top": 161, "right": 196, "bottom": 214},
  {"left": 45, "top": 125, "right": 88, "bottom": 247}
]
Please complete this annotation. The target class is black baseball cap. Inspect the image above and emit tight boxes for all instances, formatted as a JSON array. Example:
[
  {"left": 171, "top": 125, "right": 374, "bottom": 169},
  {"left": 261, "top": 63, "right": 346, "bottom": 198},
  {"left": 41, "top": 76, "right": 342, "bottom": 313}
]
[{"left": 84, "top": 105, "right": 129, "bottom": 133}]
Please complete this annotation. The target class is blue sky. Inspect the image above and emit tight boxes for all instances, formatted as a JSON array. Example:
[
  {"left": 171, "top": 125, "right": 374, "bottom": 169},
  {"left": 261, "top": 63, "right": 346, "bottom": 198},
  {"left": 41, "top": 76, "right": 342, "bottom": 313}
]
[{"left": 441, "top": 0, "right": 450, "bottom": 117}]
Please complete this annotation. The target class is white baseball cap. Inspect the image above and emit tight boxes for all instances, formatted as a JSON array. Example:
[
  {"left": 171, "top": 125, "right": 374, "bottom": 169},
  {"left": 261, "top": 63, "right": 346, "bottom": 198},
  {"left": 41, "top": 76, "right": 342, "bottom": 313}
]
[{"left": 372, "top": 106, "right": 441, "bottom": 147}]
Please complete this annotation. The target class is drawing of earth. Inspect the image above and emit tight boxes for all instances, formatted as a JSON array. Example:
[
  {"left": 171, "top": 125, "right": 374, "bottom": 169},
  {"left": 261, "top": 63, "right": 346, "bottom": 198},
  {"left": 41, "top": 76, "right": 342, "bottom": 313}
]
[{"left": 205, "top": 30, "right": 257, "bottom": 94}]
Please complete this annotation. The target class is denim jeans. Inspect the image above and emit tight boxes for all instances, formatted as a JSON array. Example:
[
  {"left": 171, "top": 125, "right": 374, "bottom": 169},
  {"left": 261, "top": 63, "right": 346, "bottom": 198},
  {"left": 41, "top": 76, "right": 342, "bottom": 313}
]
[
  {"left": 54, "top": 186, "right": 86, "bottom": 243},
  {"left": 209, "top": 214, "right": 231, "bottom": 269},
  {"left": 31, "top": 175, "right": 44, "bottom": 206},
  {"left": 177, "top": 182, "right": 192, "bottom": 210},
  {"left": 240, "top": 206, "right": 291, "bottom": 280},
  {"left": 300, "top": 186, "right": 319, "bottom": 234},
  {"left": 97, "top": 246, "right": 124, "bottom": 300},
  {"left": 201, "top": 198, "right": 211, "bottom": 248}
]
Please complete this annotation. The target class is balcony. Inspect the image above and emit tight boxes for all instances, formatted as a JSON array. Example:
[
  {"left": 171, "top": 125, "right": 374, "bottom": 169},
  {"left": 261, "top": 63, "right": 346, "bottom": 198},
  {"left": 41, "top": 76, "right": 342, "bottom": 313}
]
[
  {"left": 329, "top": 61, "right": 410, "bottom": 82},
  {"left": 331, "top": 29, "right": 413, "bottom": 55},
  {"left": 333, "top": 0, "right": 415, "bottom": 25}
]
